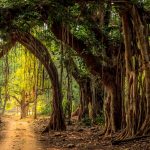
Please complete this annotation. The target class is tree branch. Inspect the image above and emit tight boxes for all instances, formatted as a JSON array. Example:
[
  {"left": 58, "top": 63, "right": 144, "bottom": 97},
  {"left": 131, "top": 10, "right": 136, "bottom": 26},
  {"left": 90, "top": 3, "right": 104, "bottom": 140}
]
[
  {"left": 51, "top": 22, "right": 116, "bottom": 86},
  {"left": 0, "top": 40, "right": 16, "bottom": 58},
  {"left": 9, "top": 95, "right": 21, "bottom": 104}
]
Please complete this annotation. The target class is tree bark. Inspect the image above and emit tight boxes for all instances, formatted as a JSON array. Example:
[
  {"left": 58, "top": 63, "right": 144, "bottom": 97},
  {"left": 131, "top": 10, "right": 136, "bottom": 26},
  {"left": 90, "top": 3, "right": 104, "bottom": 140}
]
[
  {"left": 131, "top": 5, "right": 150, "bottom": 136},
  {"left": 20, "top": 90, "right": 28, "bottom": 119},
  {"left": 11, "top": 30, "right": 66, "bottom": 131},
  {"left": 78, "top": 79, "right": 91, "bottom": 121},
  {"left": 51, "top": 22, "right": 122, "bottom": 132},
  {"left": 64, "top": 58, "right": 91, "bottom": 121}
]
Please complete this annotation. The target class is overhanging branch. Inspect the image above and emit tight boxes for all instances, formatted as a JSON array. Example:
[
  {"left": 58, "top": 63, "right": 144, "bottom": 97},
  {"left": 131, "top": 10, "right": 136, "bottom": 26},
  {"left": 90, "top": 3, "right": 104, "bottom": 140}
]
[{"left": 0, "top": 40, "right": 16, "bottom": 58}]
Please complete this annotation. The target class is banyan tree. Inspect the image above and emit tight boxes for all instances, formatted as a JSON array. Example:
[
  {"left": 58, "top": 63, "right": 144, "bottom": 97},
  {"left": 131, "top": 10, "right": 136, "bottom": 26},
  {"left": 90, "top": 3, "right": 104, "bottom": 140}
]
[
  {"left": 0, "top": 30, "right": 66, "bottom": 130},
  {"left": 0, "top": 0, "right": 150, "bottom": 141}
]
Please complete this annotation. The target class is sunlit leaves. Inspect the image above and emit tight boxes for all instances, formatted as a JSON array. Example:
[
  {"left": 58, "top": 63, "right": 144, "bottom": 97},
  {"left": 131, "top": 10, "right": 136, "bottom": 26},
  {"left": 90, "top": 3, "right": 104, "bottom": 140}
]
[{"left": 0, "top": 0, "right": 27, "bottom": 8}]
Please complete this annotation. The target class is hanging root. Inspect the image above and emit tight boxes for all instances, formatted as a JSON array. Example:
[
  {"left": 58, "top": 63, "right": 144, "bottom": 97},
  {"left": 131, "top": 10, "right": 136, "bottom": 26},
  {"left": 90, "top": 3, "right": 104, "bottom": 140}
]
[
  {"left": 99, "top": 122, "right": 112, "bottom": 139},
  {"left": 111, "top": 126, "right": 135, "bottom": 143},
  {"left": 112, "top": 134, "right": 150, "bottom": 145},
  {"left": 99, "top": 128, "right": 108, "bottom": 137},
  {"left": 113, "top": 128, "right": 128, "bottom": 141},
  {"left": 136, "top": 118, "right": 150, "bottom": 136},
  {"left": 111, "top": 117, "right": 150, "bottom": 145},
  {"left": 112, "top": 119, "right": 150, "bottom": 145}
]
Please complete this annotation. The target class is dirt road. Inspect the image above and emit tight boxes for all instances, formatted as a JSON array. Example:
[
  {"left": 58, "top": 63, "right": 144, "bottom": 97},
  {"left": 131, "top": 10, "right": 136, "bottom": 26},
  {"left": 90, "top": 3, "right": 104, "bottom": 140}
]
[{"left": 0, "top": 116, "right": 45, "bottom": 150}]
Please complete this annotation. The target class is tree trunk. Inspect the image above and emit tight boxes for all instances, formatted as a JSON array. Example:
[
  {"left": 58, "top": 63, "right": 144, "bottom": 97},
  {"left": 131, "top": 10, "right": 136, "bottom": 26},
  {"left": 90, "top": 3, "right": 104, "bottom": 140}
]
[
  {"left": 78, "top": 81, "right": 90, "bottom": 121},
  {"left": 103, "top": 91, "right": 111, "bottom": 135},
  {"left": 34, "top": 94, "right": 37, "bottom": 119},
  {"left": 66, "top": 64, "right": 72, "bottom": 124},
  {"left": 90, "top": 77, "right": 103, "bottom": 122},
  {"left": 115, "top": 3, "right": 150, "bottom": 140},
  {"left": 52, "top": 22, "right": 122, "bottom": 133},
  {"left": 20, "top": 104, "right": 27, "bottom": 119},
  {"left": 2, "top": 98, "right": 7, "bottom": 115},
  {"left": 2, "top": 54, "right": 9, "bottom": 115},
  {"left": 64, "top": 58, "right": 91, "bottom": 121},
  {"left": 20, "top": 90, "right": 28, "bottom": 119},
  {"left": 131, "top": 6, "right": 150, "bottom": 136},
  {"left": 11, "top": 31, "right": 66, "bottom": 131}
]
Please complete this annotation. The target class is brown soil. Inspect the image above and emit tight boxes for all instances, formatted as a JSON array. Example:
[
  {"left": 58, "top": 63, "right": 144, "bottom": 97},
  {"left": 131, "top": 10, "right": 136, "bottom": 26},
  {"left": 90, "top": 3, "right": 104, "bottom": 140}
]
[
  {"left": 33, "top": 118, "right": 150, "bottom": 150},
  {"left": 0, "top": 116, "right": 150, "bottom": 150},
  {"left": 0, "top": 115, "right": 46, "bottom": 150}
]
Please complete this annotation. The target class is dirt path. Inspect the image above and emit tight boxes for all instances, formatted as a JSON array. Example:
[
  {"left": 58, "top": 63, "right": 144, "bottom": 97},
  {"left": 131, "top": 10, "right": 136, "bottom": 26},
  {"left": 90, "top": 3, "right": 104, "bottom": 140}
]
[{"left": 0, "top": 116, "right": 44, "bottom": 150}]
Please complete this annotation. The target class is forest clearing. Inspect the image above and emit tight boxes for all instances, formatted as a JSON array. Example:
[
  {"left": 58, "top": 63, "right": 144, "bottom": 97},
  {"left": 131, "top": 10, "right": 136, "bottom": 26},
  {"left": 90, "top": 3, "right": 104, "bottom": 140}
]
[{"left": 0, "top": 0, "right": 150, "bottom": 149}]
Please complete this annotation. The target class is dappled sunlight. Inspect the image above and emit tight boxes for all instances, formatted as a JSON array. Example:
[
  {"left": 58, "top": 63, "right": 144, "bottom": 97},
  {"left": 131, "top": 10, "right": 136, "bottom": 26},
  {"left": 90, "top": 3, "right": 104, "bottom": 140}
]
[{"left": 0, "top": 43, "right": 51, "bottom": 119}]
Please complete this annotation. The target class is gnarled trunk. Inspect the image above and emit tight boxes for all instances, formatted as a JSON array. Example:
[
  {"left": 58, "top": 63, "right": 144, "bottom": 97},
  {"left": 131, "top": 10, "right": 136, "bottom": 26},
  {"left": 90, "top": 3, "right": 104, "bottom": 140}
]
[
  {"left": 12, "top": 31, "right": 66, "bottom": 131},
  {"left": 131, "top": 6, "right": 150, "bottom": 136},
  {"left": 114, "top": 3, "right": 150, "bottom": 140},
  {"left": 52, "top": 22, "right": 122, "bottom": 133},
  {"left": 65, "top": 58, "right": 91, "bottom": 121},
  {"left": 78, "top": 80, "right": 91, "bottom": 121}
]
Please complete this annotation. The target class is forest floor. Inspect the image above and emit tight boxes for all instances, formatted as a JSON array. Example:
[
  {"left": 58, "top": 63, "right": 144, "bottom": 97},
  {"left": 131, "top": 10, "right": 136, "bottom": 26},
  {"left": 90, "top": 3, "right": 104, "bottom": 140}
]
[
  {"left": 0, "top": 115, "right": 150, "bottom": 150},
  {"left": 33, "top": 117, "right": 150, "bottom": 150}
]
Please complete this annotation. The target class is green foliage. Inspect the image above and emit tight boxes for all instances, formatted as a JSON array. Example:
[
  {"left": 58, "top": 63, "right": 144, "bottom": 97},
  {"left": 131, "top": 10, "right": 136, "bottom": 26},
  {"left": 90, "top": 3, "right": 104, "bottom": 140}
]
[
  {"left": 0, "top": 40, "right": 52, "bottom": 114},
  {"left": 109, "top": 29, "right": 121, "bottom": 42},
  {"left": 81, "top": 117, "right": 92, "bottom": 126},
  {"left": 71, "top": 25, "right": 90, "bottom": 40},
  {"left": 62, "top": 98, "right": 68, "bottom": 112},
  {"left": 12, "top": 11, "right": 42, "bottom": 31},
  {"left": 143, "top": 0, "right": 150, "bottom": 10},
  {"left": 37, "top": 103, "right": 51, "bottom": 115},
  {"left": 69, "top": 3, "right": 80, "bottom": 17},
  {"left": 130, "top": 0, "right": 150, "bottom": 10},
  {"left": 94, "top": 114, "right": 105, "bottom": 125},
  {"left": 108, "top": 7, "right": 121, "bottom": 42}
]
